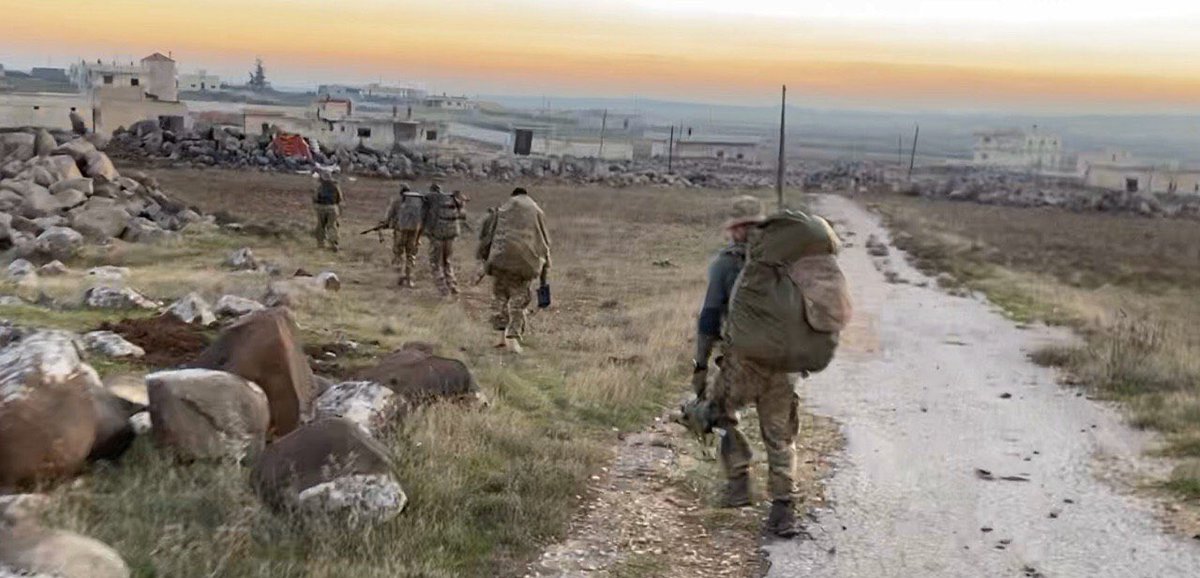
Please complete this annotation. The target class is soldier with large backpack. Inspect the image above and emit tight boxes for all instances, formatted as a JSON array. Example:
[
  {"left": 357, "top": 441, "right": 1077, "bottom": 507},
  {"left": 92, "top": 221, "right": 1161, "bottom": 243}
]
[
  {"left": 384, "top": 183, "right": 426, "bottom": 287},
  {"left": 686, "top": 195, "right": 851, "bottom": 538},
  {"left": 312, "top": 168, "right": 343, "bottom": 252},
  {"left": 422, "top": 183, "right": 469, "bottom": 296},
  {"left": 477, "top": 187, "right": 551, "bottom": 354}
]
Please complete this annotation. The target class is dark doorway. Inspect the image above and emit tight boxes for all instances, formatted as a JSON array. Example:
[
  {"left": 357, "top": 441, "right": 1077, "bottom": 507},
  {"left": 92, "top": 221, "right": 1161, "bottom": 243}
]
[
  {"left": 1125, "top": 178, "right": 1139, "bottom": 193},
  {"left": 514, "top": 129, "right": 533, "bottom": 156}
]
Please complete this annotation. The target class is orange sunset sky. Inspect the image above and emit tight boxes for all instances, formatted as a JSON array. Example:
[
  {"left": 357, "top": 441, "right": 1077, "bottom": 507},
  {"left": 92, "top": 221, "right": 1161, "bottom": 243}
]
[{"left": 3, "top": 0, "right": 1200, "bottom": 112}]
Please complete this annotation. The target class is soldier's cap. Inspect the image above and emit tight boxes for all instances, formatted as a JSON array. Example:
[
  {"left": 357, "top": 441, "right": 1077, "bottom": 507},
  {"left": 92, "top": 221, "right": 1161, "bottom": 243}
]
[
  {"left": 512, "top": 187, "right": 529, "bottom": 196},
  {"left": 398, "top": 182, "right": 411, "bottom": 192},
  {"left": 724, "top": 195, "right": 766, "bottom": 229}
]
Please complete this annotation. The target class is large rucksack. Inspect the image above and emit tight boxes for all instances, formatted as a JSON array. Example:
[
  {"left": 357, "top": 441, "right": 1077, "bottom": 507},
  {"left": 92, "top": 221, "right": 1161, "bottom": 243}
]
[
  {"left": 486, "top": 195, "right": 548, "bottom": 278},
  {"left": 424, "top": 192, "right": 463, "bottom": 240},
  {"left": 393, "top": 191, "right": 425, "bottom": 231},
  {"left": 724, "top": 210, "right": 852, "bottom": 373}
]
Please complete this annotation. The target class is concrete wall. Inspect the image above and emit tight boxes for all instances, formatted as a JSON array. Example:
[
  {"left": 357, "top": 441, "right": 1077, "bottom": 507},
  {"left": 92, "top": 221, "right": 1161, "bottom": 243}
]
[
  {"left": 141, "top": 58, "right": 178, "bottom": 102},
  {"left": 244, "top": 111, "right": 312, "bottom": 137},
  {"left": 94, "top": 94, "right": 188, "bottom": 134},
  {"left": 673, "top": 141, "right": 758, "bottom": 162},
  {"left": 532, "top": 137, "right": 634, "bottom": 161},
  {"left": 0, "top": 93, "right": 89, "bottom": 130},
  {"left": 445, "top": 122, "right": 511, "bottom": 149},
  {"left": 179, "top": 71, "right": 221, "bottom": 92},
  {"left": 1082, "top": 164, "right": 1200, "bottom": 194}
]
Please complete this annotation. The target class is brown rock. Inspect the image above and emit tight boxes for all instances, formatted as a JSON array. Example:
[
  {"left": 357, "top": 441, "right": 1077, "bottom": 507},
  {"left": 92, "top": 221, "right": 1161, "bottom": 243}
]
[
  {"left": 355, "top": 344, "right": 481, "bottom": 407},
  {"left": 146, "top": 369, "right": 270, "bottom": 461},
  {"left": 88, "top": 388, "right": 144, "bottom": 462},
  {"left": 0, "top": 331, "right": 100, "bottom": 489},
  {"left": 191, "top": 308, "right": 315, "bottom": 437},
  {"left": 251, "top": 418, "right": 392, "bottom": 508}
]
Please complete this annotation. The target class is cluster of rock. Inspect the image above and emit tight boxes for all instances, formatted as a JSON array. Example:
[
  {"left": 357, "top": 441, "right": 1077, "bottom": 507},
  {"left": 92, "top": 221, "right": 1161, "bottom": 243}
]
[
  {"left": 0, "top": 296, "right": 486, "bottom": 574},
  {"left": 0, "top": 128, "right": 206, "bottom": 260},
  {"left": 107, "top": 121, "right": 806, "bottom": 189}
]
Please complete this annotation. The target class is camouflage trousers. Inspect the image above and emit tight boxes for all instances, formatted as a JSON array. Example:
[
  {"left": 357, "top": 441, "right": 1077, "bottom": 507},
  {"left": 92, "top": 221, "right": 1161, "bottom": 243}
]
[
  {"left": 427, "top": 238, "right": 458, "bottom": 295},
  {"left": 392, "top": 229, "right": 420, "bottom": 278},
  {"left": 490, "top": 269, "right": 534, "bottom": 339},
  {"left": 314, "top": 205, "right": 340, "bottom": 250},
  {"left": 708, "top": 352, "right": 799, "bottom": 502}
]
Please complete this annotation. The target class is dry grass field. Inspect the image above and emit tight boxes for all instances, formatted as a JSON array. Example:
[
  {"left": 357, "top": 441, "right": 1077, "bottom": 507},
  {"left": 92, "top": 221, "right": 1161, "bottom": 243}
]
[
  {"left": 867, "top": 193, "right": 1200, "bottom": 501},
  {"left": 3, "top": 166, "right": 807, "bottom": 577}
]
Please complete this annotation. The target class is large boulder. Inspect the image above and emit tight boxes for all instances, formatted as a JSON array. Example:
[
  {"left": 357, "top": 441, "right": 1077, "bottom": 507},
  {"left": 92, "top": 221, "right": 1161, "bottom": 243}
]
[
  {"left": 49, "top": 177, "right": 93, "bottom": 197},
  {"left": 29, "top": 166, "right": 55, "bottom": 188},
  {"left": 355, "top": 344, "right": 483, "bottom": 407},
  {"left": 43, "top": 155, "right": 84, "bottom": 182},
  {"left": 70, "top": 205, "right": 130, "bottom": 241},
  {"left": 82, "top": 151, "right": 118, "bottom": 182},
  {"left": 19, "top": 186, "right": 61, "bottom": 219},
  {"left": 146, "top": 369, "right": 270, "bottom": 462},
  {"left": 5, "top": 259, "right": 36, "bottom": 285},
  {"left": 33, "top": 226, "right": 83, "bottom": 260},
  {"left": 298, "top": 473, "right": 407, "bottom": 528},
  {"left": 37, "top": 261, "right": 69, "bottom": 276},
  {"left": 120, "top": 217, "right": 171, "bottom": 244},
  {"left": 33, "top": 129, "right": 55, "bottom": 158},
  {"left": 165, "top": 293, "right": 216, "bottom": 326},
  {"left": 223, "top": 248, "right": 259, "bottom": 271},
  {"left": 0, "top": 133, "right": 35, "bottom": 163},
  {"left": 88, "top": 387, "right": 143, "bottom": 462},
  {"left": 214, "top": 295, "right": 265, "bottom": 319},
  {"left": 52, "top": 188, "right": 88, "bottom": 211},
  {"left": 313, "top": 381, "right": 401, "bottom": 439},
  {"left": 250, "top": 418, "right": 397, "bottom": 513},
  {"left": 0, "top": 212, "right": 13, "bottom": 244},
  {"left": 0, "top": 331, "right": 101, "bottom": 488},
  {"left": 0, "top": 523, "right": 130, "bottom": 578},
  {"left": 82, "top": 331, "right": 145, "bottom": 359},
  {"left": 0, "top": 190, "right": 22, "bottom": 213},
  {"left": 191, "top": 308, "right": 316, "bottom": 437},
  {"left": 51, "top": 139, "right": 97, "bottom": 162},
  {"left": 81, "top": 286, "right": 159, "bottom": 310}
]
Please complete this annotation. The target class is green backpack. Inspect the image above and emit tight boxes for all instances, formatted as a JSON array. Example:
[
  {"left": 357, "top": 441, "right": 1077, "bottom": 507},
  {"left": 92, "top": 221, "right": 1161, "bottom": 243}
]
[{"left": 725, "top": 210, "right": 852, "bottom": 373}]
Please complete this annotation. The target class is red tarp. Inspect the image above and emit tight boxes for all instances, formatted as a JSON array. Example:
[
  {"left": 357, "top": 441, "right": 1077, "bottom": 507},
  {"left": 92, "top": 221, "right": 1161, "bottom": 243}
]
[{"left": 270, "top": 134, "right": 313, "bottom": 160}]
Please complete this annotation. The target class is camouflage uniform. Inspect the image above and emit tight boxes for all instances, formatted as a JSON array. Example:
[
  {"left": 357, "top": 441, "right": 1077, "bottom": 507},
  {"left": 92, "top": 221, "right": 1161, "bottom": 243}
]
[
  {"left": 313, "top": 173, "right": 343, "bottom": 251},
  {"left": 385, "top": 185, "right": 425, "bottom": 285},
  {"left": 491, "top": 269, "right": 534, "bottom": 339},
  {"left": 423, "top": 186, "right": 467, "bottom": 295}
]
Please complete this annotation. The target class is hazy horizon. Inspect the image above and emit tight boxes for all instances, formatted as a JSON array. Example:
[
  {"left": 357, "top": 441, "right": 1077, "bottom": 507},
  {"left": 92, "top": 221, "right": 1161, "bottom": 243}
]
[{"left": 5, "top": 0, "right": 1200, "bottom": 115}]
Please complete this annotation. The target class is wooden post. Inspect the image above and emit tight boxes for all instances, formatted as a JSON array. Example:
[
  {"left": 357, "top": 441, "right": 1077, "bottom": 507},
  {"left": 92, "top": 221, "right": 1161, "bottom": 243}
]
[
  {"left": 898, "top": 134, "right": 903, "bottom": 166},
  {"left": 776, "top": 85, "right": 786, "bottom": 211},
  {"left": 907, "top": 124, "right": 920, "bottom": 180},
  {"left": 598, "top": 108, "right": 608, "bottom": 160},
  {"left": 668, "top": 125, "right": 675, "bottom": 174}
]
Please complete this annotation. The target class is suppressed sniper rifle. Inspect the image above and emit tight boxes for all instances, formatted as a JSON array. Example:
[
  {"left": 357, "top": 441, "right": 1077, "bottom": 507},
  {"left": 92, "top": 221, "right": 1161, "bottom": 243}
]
[{"left": 359, "top": 222, "right": 389, "bottom": 243}]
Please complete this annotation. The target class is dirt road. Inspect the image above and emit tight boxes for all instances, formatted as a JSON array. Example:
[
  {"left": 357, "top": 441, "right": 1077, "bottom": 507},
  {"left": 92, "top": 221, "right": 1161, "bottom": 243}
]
[{"left": 763, "top": 195, "right": 1200, "bottom": 577}]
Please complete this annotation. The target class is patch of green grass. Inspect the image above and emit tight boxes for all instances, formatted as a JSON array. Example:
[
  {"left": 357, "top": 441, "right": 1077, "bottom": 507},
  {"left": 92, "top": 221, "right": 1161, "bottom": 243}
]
[
  {"left": 611, "top": 553, "right": 669, "bottom": 578},
  {"left": 0, "top": 303, "right": 154, "bottom": 333}
]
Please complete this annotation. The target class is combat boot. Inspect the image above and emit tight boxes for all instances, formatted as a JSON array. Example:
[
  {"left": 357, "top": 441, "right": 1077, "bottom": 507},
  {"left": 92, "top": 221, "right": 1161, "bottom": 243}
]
[
  {"left": 765, "top": 499, "right": 804, "bottom": 539},
  {"left": 720, "top": 476, "right": 752, "bottom": 508},
  {"left": 504, "top": 337, "right": 523, "bottom": 354}
]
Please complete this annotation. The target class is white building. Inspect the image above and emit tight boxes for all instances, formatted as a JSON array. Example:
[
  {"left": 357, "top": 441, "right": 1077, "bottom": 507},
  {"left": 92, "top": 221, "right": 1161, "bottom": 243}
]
[
  {"left": 363, "top": 83, "right": 425, "bottom": 101},
  {"left": 69, "top": 53, "right": 178, "bottom": 102},
  {"left": 179, "top": 69, "right": 221, "bottom": 92},
  {"left": 972, "top": 128, "right": 1062, "bottom": 170},
  {"left": 422, "top": 95, "right": 475, "bottom": 110}
]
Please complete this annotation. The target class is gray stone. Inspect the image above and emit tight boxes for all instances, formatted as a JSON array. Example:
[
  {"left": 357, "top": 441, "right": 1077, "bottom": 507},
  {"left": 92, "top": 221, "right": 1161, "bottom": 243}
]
[
  {"left": 32, "top": 129, "right": 54, "bottom": 158},
  {"left": 31, "top": 216, "right": 66, "bottom": 232},
  {"left": 81, "top": 286, "right": 158, "bottom": 310},
  {"left": 297, "top": 474, "right": 407, "bottom": 528},
  {"left": 51, "top": 188, "right": 87, "bottom": 211},
  {"left": 214, "top": 294, "right": 265, "bottom": 318},
  {"left": 146, "top": 368, "right": 270, "bottom": 461},
  {"left": 52, "top": 139, "right": 96, "bottom": 162},
  {"left": 165, "top": 293, "right": 216, "bottom": 326},
  {"left": 70, "top": 205, "right": 129, "bottom": 241},
  {"left": 83, "top": 151, "right": 118, "bottom": 182},
  {"left": 0, "top": 212, "right": 11, "bottom": 243},
  {"left": 33, "top": 227, "right": 83, "bottom": 261},
  {"left": 86, "top": 266, "right": 130, "bottom": 281},
  {"left": 82, "top": 331, "right": 145, "bottom": 359},
  {"left": 29, "top": 167, "right": 54, "bottom": 188},
  {"left": 223, "top": 248, "right": 259, "bottom": 271},
  {"left": 316, "top": 271, "right": 341, "bottom": 291},
  {"left": 0, "top": 524, "right": 130, "bottom": 578},
  {"left": 0, "top": 190, "right": 22, "bottom": 213},
  {"left": 37, "top": 261, "right": 69, "bottom": 276},
  {"left": 19, "top": 187, "right": 61, "bottom": 219},
  {"left": 313, "top": 381, "right": 400, "bottom": 439},
  {"left": 49, "top": 177, "right": 93, "bottom": 196},
  {"left": 5, "top": 259, "right": 36, "bottom": 286},
  {"left": 44, "top": 156, "right": 83, "bottom": 182},
  {"left": 120, "top": 218, "right": 171, "bottom": 244}
]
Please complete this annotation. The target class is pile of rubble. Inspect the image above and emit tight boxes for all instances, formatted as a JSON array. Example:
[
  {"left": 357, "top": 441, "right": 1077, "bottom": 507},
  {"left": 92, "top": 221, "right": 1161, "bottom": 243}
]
[
  {"left": 0, "top": 128, "right": 206, "bottom": 260},
  {"left": 107, "top": 120, "right": 803, "bottom": 189}
]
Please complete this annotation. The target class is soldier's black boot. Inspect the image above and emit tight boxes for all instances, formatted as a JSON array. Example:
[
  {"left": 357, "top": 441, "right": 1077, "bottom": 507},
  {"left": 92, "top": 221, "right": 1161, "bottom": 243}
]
[
  {"left": 720, "top": 476, "right": 752, "bottom": 508},
  {"left": 765, "top": 499, "right": 803, "bottom": 539}
]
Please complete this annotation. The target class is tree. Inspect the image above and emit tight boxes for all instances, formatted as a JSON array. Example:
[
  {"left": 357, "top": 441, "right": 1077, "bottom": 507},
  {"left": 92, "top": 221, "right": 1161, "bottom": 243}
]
[{"left": 248, "top": 58, "right": 269, "bottom": 92}]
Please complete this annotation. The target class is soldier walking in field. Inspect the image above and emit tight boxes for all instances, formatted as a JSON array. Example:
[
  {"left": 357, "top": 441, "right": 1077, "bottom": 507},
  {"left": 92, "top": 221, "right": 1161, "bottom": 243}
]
[
  {"left": 478, "top": 187, "right": 551, "bottom": 354},
  {"left": 313, "top": 168, "right": 344, "bottom": 252},
  {"left": 423, "top": 183, "right": 468, "bottom": 296},
  {"left": 384, "top": 182, "right": 426, "bottom": 287}
]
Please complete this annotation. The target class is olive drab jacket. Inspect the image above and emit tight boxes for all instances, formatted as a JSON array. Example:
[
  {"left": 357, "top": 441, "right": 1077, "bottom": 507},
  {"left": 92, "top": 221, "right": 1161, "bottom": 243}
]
[{"left": 423, "top": 189, "right": 467, "bottom": 240}]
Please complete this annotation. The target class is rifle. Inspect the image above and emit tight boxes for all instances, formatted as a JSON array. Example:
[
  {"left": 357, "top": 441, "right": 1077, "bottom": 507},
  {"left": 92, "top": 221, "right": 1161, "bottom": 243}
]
[{"left": 359, "top": 222, "right": 389, "bottom": 243}]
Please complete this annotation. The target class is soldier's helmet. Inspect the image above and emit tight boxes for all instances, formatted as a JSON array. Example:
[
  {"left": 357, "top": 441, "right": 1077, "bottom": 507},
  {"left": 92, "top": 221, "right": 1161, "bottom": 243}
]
[{"left": 724, "top": 195, "right": 766, "bottom": 229}]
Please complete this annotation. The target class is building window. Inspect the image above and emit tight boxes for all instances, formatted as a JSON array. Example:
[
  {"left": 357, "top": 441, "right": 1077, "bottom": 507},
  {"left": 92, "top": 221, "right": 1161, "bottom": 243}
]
[
  {"left": 1125, "top": 178, "right": 1139, "bottom": 193},
  {"left": 33, "top": 106, "right": 40, "bottom": 111},
  {"left": 340, "top": 126, "right": 345, "bottom": 132},
  {"left": 130, "top": 78, "right": 140, "bottom": 86},
  {"left": 426, "top": 130, "right": 438, "bottom": 141},
  {"left": 69, "top": 107, "right": 76, "bottom": 112},
  {"left": 357, "top": 127, "right": 372, "bottom": 138},
  {"left": 103, "top": 75, "right": 114, "bottom": 85}
]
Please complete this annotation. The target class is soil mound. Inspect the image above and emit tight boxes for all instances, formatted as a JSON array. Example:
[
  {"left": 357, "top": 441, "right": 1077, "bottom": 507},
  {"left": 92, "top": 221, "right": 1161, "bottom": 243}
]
[{"left": 98, "top": 315, "right": 210, "bottom": 368}]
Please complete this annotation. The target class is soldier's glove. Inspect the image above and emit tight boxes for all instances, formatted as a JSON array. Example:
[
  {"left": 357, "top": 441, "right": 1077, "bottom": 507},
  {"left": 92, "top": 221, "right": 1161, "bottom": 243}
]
[{"left": 672, "top": 397, "right": 716, "bottom": 438}]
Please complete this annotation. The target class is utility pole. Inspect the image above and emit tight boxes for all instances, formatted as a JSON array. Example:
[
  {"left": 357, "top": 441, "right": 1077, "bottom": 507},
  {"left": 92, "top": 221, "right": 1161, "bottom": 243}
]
[
  {"left": 598, "top": 108, "right": 608, "bottom": 160},
  {"left": 907, "top": 124, "right": 920, "bottom": 180},
  {"left": 898, "top": 134, "right": 903, "bottom": 166},
  {"left": 776, "top": 85, "right": 787, "bottom": 211},
  {"left": 668, "top": 125, "right": 675, "bottom": 174}
]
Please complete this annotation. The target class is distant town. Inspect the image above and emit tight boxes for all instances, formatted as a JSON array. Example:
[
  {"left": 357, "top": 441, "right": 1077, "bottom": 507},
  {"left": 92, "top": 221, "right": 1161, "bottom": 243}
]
[{"left": 1, "top": 53, "right": 1196, "bottom": 195}]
